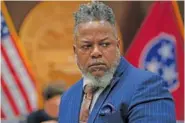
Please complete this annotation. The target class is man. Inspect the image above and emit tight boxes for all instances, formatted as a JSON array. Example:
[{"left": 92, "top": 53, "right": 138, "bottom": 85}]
[
  {"left": 59, "top": 2, "right": 175, "bottom": 123},
  {"left": 27, "top": 82, "right": 65, "bottom": 123}
]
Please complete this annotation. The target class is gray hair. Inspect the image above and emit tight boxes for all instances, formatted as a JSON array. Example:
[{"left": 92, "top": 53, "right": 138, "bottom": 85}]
[{"left": 73, "top": 1, "right": 117, "bottom": 39}]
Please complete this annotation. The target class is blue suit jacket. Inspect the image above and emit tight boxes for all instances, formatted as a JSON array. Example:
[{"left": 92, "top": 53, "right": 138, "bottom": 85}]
[{"left": 59, "top": 57, "right": 176, "bottom": 123}]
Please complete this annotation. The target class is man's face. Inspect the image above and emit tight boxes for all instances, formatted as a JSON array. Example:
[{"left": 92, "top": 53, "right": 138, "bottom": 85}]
[
  {"left": 74, "top": 21, "right": 120, "bottom": 78},
  {"left": 44, "top": 95, "right": 61, "bottom": 118}
]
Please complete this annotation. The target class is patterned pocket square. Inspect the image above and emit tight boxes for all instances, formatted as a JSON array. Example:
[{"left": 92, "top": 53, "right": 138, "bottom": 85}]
[
  {"left": 99, "top": 103, "right": 124, "bottom": 123},
  {"left": 99, "top": 103, "right": 116, "bottom": 116}
]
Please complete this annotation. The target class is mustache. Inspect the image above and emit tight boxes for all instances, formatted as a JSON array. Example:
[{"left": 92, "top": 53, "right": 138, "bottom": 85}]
[{"left": 88, "top": 59, "right": 106, "bottom": 67}]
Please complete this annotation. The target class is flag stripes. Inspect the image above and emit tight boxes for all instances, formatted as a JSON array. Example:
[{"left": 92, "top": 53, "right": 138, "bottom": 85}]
[
  {"left": 2, "top": 35, "right": 37, "bottom": 110},
  {"left": 1, "top": 78, "right": 20, "bottom": 116},
  {"left": 1, "top": 55, "right": 28, "bottom": 116},
  {"left": 1, "top": 110, "right": 6, "bottom": 119},
  {"left": 1, "top": 46, "right": 32, "bottom": 112}
]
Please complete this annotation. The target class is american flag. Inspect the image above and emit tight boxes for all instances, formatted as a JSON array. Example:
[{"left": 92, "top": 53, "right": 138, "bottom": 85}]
[{"left": 1, "top": 5, "right": 38, "bottom": 121}]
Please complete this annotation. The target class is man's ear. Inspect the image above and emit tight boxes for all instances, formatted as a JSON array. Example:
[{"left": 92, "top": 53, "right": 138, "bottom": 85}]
[
  {"left": 117, "top": 39, "right": 121, "bottom": 49},
  {"left": 73, "top": 45, "right": 77, "bottom": 54}
]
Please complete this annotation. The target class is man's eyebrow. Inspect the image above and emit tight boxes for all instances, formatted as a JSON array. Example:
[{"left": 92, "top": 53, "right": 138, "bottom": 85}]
[
  {"left": 80, "top": 40, "right": 92, "bottom": 44},
  {"left": 80, "top": 37, "right": 109, "bottom": 43},
  {"left": 99, "top": 37, "right": 109, "bottom": 42}
]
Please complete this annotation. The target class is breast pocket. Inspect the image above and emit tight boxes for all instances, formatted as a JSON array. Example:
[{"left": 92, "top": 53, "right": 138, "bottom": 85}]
[{"left": 98, "top": 103, "right": 124, "bottom": 123}]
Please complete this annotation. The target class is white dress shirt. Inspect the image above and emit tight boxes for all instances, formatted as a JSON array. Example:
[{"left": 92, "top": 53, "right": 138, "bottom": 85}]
[{"left": 82, "top": 78, "right": 109, "bottom": 112}]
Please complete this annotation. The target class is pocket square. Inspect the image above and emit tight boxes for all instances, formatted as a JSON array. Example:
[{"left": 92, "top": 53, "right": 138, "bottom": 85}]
[
  {"left": 99, "top": 103, "right": 116, "bottom": 116},
  {"left": 99, "top": 103, "right": 123, "bottom": 123}
]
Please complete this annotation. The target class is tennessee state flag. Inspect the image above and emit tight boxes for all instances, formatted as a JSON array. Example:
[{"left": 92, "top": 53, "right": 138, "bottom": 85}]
[{"left": 125, "top": 1, "right": 184, "bottom": 121}]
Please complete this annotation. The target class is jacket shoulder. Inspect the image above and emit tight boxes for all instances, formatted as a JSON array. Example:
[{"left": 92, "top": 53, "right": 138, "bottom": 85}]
[
  {"left": 128, "top": 65, "right": 162, "bottom": 83},
  {"left": 61, "top": 79, "right": 82, "bottom": 100}
]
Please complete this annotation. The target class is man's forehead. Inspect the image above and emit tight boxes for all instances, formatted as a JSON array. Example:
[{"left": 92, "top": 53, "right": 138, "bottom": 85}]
[
  {"left": 79, "top": 36, "right": 109, "bottom": 43},
  {"left": 76, "top": 21, "right": 113, "bottom": 35},
  {"left": 74, "top": 20, "right": 117, "bottom": 43},
  {"left": 77, "top": 20, "right": 112, "bottom": 29},
  {"left": 88, "top": 20, "right": 107, "bottom": 24},
  {"left": 76, "top": 32, "right": 110, "bottom": 42}
]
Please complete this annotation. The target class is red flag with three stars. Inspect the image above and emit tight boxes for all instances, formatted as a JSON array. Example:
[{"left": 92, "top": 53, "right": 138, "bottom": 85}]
[{"left": 125, "top": 1, "right": 184, "bottom": 121}]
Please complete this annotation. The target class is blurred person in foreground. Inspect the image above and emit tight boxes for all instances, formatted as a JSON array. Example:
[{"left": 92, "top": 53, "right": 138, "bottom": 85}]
[
  {"left": 58, "top": 1, "right": 175, "bottom": 123},
  {"left": 27, "top": 82, "right": 65, "bottom": 123}
]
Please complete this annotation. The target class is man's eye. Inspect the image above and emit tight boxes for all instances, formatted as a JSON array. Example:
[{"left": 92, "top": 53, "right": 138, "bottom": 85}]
[
  {"left": 81, "top": 45, "right": 91, "bottom": 49},
  {"left": 101, "top": 43, "right": 110, "bottom": 47}
]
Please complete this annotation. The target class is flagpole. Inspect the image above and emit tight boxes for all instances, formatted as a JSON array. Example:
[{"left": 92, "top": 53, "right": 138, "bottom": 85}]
[{"left": 172, "top": 1, "right": 184, "bottom": 40}]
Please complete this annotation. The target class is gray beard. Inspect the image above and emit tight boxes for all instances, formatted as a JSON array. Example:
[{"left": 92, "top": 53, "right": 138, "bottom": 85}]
[
  {"left": 75, "top": 48, "right": 120, "bottom": 88},
  {"left": 82, "top": 65, "right": 117, "bottom": 88}
]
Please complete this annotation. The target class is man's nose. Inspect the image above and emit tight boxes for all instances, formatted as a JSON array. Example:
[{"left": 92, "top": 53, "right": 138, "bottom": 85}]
[{"left": 90, "top": 46, "right": 102, "bottom": 58}]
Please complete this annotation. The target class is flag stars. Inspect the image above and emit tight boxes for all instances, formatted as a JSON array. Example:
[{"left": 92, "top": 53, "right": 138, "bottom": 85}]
[
  {"left": 1, "top": 16, "right": 5, "bottom": 24},
  {"left": 1, "top": 14, "right": 9, "bottom": 37},
  {"left": 1, "top": 13, "right": 5, "bottom": 23},
  {"left": 158, "top": 42, "right": 174, "bottom": 61},
  {"left": 146, "top": 57, "right": 161, "bottom": 74},
  {"left": 2, "top": 26, "right": 9, "bottom": 35},
  {"left": 162, "top": 64, "right": 177, "bottom": 85}
]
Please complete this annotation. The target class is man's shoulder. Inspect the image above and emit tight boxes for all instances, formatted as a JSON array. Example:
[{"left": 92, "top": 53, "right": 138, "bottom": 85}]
[
  {"left": 118, "top": 57, "right": 158, "bottom": 81},
  {"left": 124, "top": 65, "right": 163, "bottom": 87},
  {"left": 132, "top": 67, "right": 157, "bottom": 77},
  {"left": 127, "top": 66, "right": 167, "bottom": 93},
  {"left": 28, "top": 109, "right": 44, "bottom": 117},
  {"left": 62, "top": 79, "right": 83, "bottom": 98},
  {"left": 127, "top": 64, "right": 158, "bottom": 78},
  {"left": 27, "top": 109, "right": 45, "bottom": 122}
]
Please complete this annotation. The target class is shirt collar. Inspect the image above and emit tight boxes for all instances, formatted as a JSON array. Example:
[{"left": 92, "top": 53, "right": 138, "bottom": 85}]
[{"left": 83, "top": 77, "right": 109, "bottom": 91}]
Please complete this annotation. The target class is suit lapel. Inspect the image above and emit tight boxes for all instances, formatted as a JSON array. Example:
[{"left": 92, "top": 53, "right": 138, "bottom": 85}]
[
  {"left": 88, "top": 77, "right": 120, "bottom": 123},
  {"left": 87, "top": 57, "right": 130, "bottom": 123},
  {"left": 72, "top": 79, "right": 83, "bottom": 123}
]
